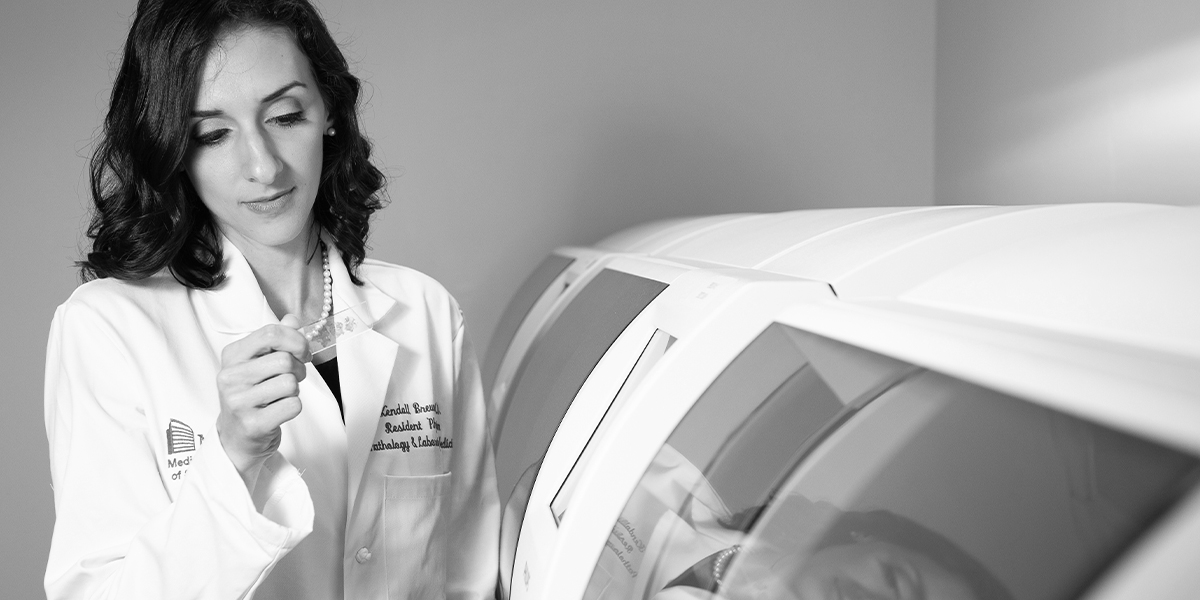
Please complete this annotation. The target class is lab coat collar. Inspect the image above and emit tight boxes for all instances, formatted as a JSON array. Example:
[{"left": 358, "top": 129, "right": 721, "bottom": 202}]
[
  {"left": 195, "top": 234, "right": 399, "bottom": 334},
  {"left": 195, "top": 236, "right": 280, "bottom": 335},
  {"left": 324, "top": 238, "right": 397, "bottom": 330}
]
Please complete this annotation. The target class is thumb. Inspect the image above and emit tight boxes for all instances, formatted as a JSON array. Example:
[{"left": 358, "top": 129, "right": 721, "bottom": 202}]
[{"left": 280, "top": 313, "right": 302, "bottom": 329}]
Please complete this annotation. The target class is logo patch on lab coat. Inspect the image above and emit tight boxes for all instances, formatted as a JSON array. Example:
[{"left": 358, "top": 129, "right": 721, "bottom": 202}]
[{"left": 166, "top": 419, "right": 197, "bottom": 454}]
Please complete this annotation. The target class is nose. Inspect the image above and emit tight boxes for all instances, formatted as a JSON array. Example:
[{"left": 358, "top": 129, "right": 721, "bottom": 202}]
[{"left": 240, "top": 127, "right": 283, "bottom": 185}]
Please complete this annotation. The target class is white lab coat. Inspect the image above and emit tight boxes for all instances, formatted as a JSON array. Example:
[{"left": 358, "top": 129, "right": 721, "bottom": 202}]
[{"left": 44, "top": 237, "right": 500, "bottom": 600}]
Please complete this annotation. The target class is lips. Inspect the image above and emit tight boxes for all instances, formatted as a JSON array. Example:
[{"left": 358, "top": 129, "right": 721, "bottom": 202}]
[{"left": 243, "top": 187, "right": 295, "bottom": 215}]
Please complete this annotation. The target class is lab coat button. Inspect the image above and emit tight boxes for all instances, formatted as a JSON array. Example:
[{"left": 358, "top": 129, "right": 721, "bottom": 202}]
[{"left": 355, "top": 547, "right": 372, "bottom": 564}]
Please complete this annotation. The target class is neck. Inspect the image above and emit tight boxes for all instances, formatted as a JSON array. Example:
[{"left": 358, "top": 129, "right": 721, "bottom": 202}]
[{"left": 228, "top": 229, "right": 327, "bottom": 324}]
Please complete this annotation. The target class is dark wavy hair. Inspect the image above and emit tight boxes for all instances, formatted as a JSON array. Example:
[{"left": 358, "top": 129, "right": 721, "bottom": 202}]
[{"left": 80, "top": 0, "right": 385, "bottom": 287}]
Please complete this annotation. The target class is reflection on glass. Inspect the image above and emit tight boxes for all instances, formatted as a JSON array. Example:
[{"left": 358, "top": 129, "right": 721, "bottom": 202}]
[
  {"left": 553, "top": 330, "right": 677, "bottom": 524},
  {"left": 496, "top": 269, "right": 667, "bottom": 597},
  {"left": 583, "top": 325, "right": 911, "bottom": 600},
  {"left": 482, "top": 253, "right": 575, "bottom": 393},
  {"left": 685, "top": 370, "right": 1197, "bottom": 600},
  {"left": 698, "top": 499, "right": 1008, "bottom": 600}
]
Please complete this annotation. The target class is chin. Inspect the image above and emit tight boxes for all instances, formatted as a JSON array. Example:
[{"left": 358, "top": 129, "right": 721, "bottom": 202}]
[{"left": 222, "top": 214, "right": 317, "bottom": 252}]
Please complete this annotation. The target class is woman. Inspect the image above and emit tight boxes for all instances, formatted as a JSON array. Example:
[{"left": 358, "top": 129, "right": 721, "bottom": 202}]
[
  {"left": 656, "top": 501, "right": 1013, "bottom": 600},
  {"left": 43, "top": 0, "right": 499, "bottom": 598}
]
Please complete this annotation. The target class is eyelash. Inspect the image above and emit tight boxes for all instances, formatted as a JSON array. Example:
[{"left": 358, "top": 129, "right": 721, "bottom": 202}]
[
  {"left": 272, "top": 111, "right": 307, "bottom": 127},
  {"left": 191, "top": 111, "right": 309, "bottom": 148}
]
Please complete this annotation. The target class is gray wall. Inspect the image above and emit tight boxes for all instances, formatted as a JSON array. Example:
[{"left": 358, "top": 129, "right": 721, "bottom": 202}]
[
  {"left": 2, "top": 1, "right": 934, "bottom": 596},
  {"left": 936, "top": 0, "right": 1200, "bottom": 206},
  {"left": 1, "top": 2, "right": 134, "bottom": 597},
  {"left": 347, "top": 0, "right": 937, "bottom": 348}
]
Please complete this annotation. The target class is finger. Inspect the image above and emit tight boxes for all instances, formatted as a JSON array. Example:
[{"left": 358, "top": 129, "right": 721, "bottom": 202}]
[
  {"left": 251, "top": 324, "right": 309, "bottom": 361},
  {"left": 255, "top": 372, "right": 301, "bottom": 408},
  {"left": 256, "top": 351, "right": 307, "bottom": 384},
  {"left": 222, "top": 324, "right": 311, "bottom": 365},
  {"left": 256, "top": 395, "right": 303, "bottom": 428},
  {"left": 218, "top": 352, "right": 307, "bottom": 396},
  {"left": 220, "top": 389, "right": 302, "bottom": 439},
  {"left": 277, "top": 313, "right": 312, "bottom": 363},
  {"left": 223, "top": 372, "right": 300, "bottom": 411}
]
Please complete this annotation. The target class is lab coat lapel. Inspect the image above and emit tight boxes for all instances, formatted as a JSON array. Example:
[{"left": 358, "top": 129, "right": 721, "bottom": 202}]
[
  {"left": 192, "top": 237, "right": 280, "bottom": 349},
  {"left": 325, "top": 242, "right": 398, "bottom": 509}
]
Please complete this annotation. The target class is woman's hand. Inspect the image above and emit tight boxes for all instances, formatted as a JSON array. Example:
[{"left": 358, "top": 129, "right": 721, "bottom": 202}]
[{"left": 215, "top": 314, "right": 312, "bottom": 490}]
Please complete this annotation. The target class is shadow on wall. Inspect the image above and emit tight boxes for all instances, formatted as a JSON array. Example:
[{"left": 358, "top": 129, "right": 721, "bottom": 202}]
[
  {"left": 936, "top": 0, "right": 1200, "bottom": 206},
  {"left": 560, "top": 112, "right": 861, "bottom": 246},
  {"left": 983, "top": 36, "right": 1200, "bottom": 205}
]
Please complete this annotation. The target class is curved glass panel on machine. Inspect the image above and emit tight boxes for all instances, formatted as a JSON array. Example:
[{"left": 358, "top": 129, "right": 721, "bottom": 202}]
[
  {"left": 582, "top": 324, "right": 912, "bottom": 599},
  {"left": 496, "top": 268, "right": 668, "bottom": 595},
  {"left": 604, "top": 328, "right": 1200, "bottom": 600},
  {"left": 482, "top": 253, "right": 576, "bottom": 393},
  {"left": 553, "top": 329, "right": 677, "bottom": 525}
]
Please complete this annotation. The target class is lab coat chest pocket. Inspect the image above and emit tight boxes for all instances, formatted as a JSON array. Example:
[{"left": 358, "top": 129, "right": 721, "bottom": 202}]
[{"left": 384, "top": 472, "right": 452, "bottom": 600}]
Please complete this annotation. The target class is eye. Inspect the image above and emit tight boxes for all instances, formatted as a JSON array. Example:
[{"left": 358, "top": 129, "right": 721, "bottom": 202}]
[
  {"left": 270, "top": 111, "right": 307, "bottom": 127},
  {"left": 192, "top": 128, "right": 229, "bottom": 148}
]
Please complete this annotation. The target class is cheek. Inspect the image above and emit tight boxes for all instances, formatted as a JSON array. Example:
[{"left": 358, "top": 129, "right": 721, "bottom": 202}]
[
  {"left": 787, "top": 546, "right": 883, "bottom": 597},
  {"left": 284, "top": 133, "right": 326, "bottom": 180},
  {"left": 785, "top": 555, "right": 842, "bottom": 598},
  {"left": 183, "top": 145, "right": 237, "bottom": 187},
  {"left": 184, "top": 152, "right": 236, "bottom": 201}
]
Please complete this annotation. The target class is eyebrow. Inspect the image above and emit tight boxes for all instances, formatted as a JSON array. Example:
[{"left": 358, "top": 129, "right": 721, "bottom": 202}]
[{"left": 190, "top": 81, "right": 308, "bottom": 118}]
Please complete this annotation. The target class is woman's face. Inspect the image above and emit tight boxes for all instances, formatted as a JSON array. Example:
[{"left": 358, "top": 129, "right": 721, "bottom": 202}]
[
  {"left": 184, "top": 25, "right": 331, "bottom": 254},
  {"left": 720, "top": 539, "right": 980, "bottom": 600},
  {"left": 784, "top": 540, "right": 980, "bottom": 600}
]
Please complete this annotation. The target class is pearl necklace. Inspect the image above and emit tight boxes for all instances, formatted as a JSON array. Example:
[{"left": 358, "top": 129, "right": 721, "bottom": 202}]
[
  {"left": 711, "top": 544, "right": 742, "bottom": 585},
  {"left": 304, "top": 241, "right": 334, "bottom": 341}
]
